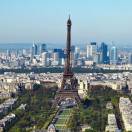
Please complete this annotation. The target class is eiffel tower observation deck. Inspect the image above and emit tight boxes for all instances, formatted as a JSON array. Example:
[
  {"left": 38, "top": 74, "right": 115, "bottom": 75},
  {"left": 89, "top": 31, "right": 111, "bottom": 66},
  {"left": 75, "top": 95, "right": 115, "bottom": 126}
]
[{"left": 54, "top": 16, "right": 81, "bottom": 107}]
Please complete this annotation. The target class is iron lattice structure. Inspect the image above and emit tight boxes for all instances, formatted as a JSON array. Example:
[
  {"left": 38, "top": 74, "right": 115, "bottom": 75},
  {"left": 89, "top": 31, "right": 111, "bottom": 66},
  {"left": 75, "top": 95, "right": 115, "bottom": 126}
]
[{"left": 55, "top": 16, "right": 81, "bottom": 105}]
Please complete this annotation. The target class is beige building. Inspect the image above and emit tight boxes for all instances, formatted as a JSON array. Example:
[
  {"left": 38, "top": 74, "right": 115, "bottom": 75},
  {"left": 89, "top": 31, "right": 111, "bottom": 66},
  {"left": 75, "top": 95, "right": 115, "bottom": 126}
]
[
  {"left": 119, "top": 97, "right": 132, "bottom": 131},
  {"left": 78, "top": 80, "right": 88, "bottom": 99},
  {"left": 105, "top": 114, "right": 120, "bottom": 132}
]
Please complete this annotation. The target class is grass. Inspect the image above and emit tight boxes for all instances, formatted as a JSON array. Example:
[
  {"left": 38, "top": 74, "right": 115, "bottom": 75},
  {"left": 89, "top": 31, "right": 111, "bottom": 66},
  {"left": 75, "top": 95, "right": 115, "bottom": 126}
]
[{"left": 54, "top": 108, "right": 73, "bottom": 130}]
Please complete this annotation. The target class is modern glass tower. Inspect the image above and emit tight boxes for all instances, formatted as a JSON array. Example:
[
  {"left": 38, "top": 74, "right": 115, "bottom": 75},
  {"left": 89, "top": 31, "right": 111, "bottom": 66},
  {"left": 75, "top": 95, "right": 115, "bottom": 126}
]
[
  {"left": 100, "top": 42, "right": 109, "bottom": 64},
  {"left": 110, "top": 46, "right": 117, "bottom": 64}
]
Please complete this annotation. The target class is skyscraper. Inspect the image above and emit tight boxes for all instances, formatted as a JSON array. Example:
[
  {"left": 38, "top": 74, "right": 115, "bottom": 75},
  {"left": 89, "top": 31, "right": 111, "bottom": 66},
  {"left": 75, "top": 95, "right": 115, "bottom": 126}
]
[
  {"left": 41, "top": 52, "right": 48, "bottom": 66},
  {"left": 100, "top": 42, "right": 109, "bottom": 64},
  {"left": 53, "top": 48, "right": 64, "bottom": 59},
  {"left": 86, "top": 44, "right": 92, "bottom": 58},
  {"left": 128, "top": 53, "right": 132, "bottom": 64},
  {"left": 40, "top": 43, "right": 47, "bottom": 54},
  {"left": 75, "top": 46, "right": 80, "bottom": 59},
  {"left": 52, "top": 52, "right": 59, "bottom": 66},
  {"left": 90, "top": 42, "right": 97, "bottom": 54},
  {"left": 110, "top": 46, "right": 117, "bottom": 65},
  {"left": 71, "top": 45, "right": 75, "bottom": 53},
  {"left": 32, "top": 43, "right": 38, "bottom": 56}
]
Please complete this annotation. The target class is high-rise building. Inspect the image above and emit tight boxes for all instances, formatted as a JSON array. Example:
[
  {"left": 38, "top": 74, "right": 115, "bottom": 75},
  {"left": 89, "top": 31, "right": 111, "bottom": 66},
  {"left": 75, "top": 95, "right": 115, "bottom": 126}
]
[
  {"left": 86, "top": 44, "right": 92, "bottom": 58},
  {"left": 22, "top": 49, "right": 27, "bottom": 56},
  {"left": 86, "top": 42, "right": 97, "bottom": 62},
  {"left": 75, "top": 46, "right": 80, "bottom": 59},
  {"left": 6, "top": 50, "right": 11, "bottom": 58},
  {"left": 95, "top": 52, "right": 102, "bottom": 64},
  {"left": 100, "top": 42, "right": 109, "bottom": 64},
  {"left": 52, "top": 52, "right": 59, "bottom": 66},
  {"left": 53, "top": 48, "right": 64, "bottom": 59},
  {"left": 32, "top": 43, "right": 38, "bottom": 56},
  {"left": 40, "top": 44, "right": 47, "bottom": 53},
  {"left": 41, "top": 52, "right": 48, "bottom": 66},
  {"left": 110, "top": 46, "right": 117, "bottom": 64},
  {"left": 128, "top": 53, "right": 132, "bottom": 64},
  {"left": 71, "top": 45, "right": 75, "bottom": 53},
  {"left": 90, "top": 42, "right": 97, "bottom": 54}
]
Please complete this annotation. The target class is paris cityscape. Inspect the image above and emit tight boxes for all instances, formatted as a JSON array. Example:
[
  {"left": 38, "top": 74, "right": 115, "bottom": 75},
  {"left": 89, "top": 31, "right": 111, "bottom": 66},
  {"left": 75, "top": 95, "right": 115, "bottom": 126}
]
[{"left": 0, "top": 0, "right": 132, "bottom": 132}]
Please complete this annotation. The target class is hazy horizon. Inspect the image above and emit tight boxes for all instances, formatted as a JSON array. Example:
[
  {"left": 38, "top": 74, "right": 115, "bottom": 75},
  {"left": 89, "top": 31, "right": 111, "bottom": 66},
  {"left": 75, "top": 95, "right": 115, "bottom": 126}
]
[{"left": 0, "top": 42, "right": 131, "bottom": 50}]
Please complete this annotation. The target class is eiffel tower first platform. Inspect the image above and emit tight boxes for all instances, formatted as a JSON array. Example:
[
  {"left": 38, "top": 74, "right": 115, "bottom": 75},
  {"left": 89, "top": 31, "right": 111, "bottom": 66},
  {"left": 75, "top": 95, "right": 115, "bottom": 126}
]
[{"left": 54, "top": 16, "right": 81, "bottom": 106}]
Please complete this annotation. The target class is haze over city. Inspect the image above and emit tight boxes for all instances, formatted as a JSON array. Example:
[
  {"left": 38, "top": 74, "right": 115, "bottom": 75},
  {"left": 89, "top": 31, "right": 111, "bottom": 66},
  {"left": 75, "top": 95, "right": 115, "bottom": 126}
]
[{"left": 0, "top": 0, "right": 132, "bottom": 46}]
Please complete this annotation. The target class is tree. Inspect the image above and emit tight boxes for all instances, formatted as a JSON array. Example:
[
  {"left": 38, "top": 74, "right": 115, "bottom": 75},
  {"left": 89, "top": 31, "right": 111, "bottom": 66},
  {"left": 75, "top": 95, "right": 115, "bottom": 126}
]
[{"left": 33, "top": 84, "right": 42, "bottom": 91}]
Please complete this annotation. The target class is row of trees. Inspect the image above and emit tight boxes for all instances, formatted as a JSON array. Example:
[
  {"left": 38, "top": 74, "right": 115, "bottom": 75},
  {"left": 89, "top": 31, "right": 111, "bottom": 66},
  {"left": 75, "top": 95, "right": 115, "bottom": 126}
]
[
  {"left": 9, "top": 83, "right": 58, "bottom": 132},
  {"left": 79, "top": 87, "right": 122, "bottom": 132},
  {"left": 0, "top": 67, "right": 131, "bottom": 74}
]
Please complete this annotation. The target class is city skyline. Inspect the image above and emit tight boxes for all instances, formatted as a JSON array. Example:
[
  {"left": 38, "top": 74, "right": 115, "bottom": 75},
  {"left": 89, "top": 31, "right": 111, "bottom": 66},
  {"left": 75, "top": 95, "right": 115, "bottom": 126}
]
[{"left": 0, "top": 0, "right": 132, "bottom": 45}]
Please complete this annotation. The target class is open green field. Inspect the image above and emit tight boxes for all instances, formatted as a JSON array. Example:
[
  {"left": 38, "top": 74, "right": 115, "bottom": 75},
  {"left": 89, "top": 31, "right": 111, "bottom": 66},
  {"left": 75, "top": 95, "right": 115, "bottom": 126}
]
[
  {"left": 61, "top": 109, "right": 71, "bottom": 115},
  {"left": 55, "top": 108, "right": 73, "bottom": 130},
  {"left": 56, "top": 118, "right": 67, "bottom": 124}
]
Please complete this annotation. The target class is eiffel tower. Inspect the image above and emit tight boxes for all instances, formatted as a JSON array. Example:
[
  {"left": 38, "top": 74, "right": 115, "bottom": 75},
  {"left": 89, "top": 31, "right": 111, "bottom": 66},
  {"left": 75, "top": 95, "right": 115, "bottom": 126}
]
[{"left": 55, "top": 16, "right": 81, "bottom": 106}]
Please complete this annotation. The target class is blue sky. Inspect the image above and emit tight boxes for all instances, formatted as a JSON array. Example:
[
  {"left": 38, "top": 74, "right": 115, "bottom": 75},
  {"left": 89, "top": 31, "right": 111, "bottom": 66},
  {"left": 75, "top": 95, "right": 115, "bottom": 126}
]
[{"left": 0, "top": 0, "right": 132, "bottom": 45}]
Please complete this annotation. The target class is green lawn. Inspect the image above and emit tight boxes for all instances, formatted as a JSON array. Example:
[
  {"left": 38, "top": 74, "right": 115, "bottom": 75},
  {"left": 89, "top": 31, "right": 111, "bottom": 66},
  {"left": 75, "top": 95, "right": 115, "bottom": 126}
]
[{"left": 55, "top": 108, "right": 73, "bottom": 130}]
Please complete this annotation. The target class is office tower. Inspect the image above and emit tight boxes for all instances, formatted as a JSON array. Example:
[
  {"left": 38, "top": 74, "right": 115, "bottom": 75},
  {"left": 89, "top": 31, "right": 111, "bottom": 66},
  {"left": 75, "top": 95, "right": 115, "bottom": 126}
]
[
  {"left": 32, "top": 43, "right": 38, "bottom": 56},
  {"left": 86, "top": 42, "right": 97, "bottom": 62},
  {"left": 90, "top": 42, "right": 97, "bottom": 62},
  {"left": 53, "top": 48, "right": 65, "bottom": 65},
  {"left": 100, "top": 42, "right": 109, "bottom": 64},
  {"left": 128, "top": 53, "right": 132, "bottom": 64},
  {"left": 61, "top": 58, "right": 65, "bottom": 65},
  {"left": 110, "top": 46, "right": 117, "bottom": 65},
  {"left": 41, "top": 52, "right": 48, "bottom": 66},
  {"left": 53, "top": 48, "right": 65, "bottom": 59},
  {"left": 75, "top": 46, "right": 80, "bottom": 59},
  {"left": 90, "top": 42, "right": 97, "bottom": 54},
  {"left": 75, "top": 46, "right": 80, "bottom": 54},
  {"left": 22, "top": 49, "right": 26, "bottom": 56},
  {"left": 16, "top": 50, "right": 19, "bottom": 57},
  {"left": 40, "top": 44, "right": 47, "bottom": 53},
  {"left": 6, "top": 50, "right": 11, "bottom": 58},
  {"left": 71, "top": 45, "right": 75, "bottom": 53},
  {"left": 86, "top": 44, "right": 92, "bottom": 58},
  {"left": 94, "top": 52, "right": 102, "bottom": 64},
  {"left": 52, "top": 52, "right": 59, "bottom": 65}
]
